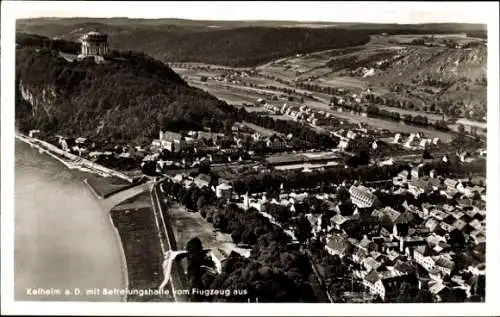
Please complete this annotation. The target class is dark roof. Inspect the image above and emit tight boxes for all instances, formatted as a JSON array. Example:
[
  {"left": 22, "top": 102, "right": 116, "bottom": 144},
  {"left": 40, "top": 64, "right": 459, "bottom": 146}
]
[
  {"left": 425, "top": 218, "right": 439, "bottom": 232},
  {"left": 460, "top": 214, "right": 473, "bottom": 224},
  {"left": 364, "top": 270, "right": 380, "bottom": 284},
  {"left": 326, "top": 235, "right": 349, "bottom": 254},
  {"left": 359, "top": 236, "right": 372, "bottom": 249},
  {"left": 443, "top": 215, "right": 457, "bottom": 225},
  {"left": 394, "top": 260, "right": 415, "bottom": 274},
  {"left": 435, "top": 257, "right": 454, "bottom": 269},
  {"left": 414, "top": 245, "right": 433, "bottom": 256},
  {"left": 195, "top": 173, "right": 211, "bottom": 183},
  {"left": 395, "top": 210, "right": 415, "bottom": 224},
  {"left": 452, "top": 219, "right": 467, "bottom": 230},
  {"left": 380, "top": 227, "right": 392, "bottom": 237}
]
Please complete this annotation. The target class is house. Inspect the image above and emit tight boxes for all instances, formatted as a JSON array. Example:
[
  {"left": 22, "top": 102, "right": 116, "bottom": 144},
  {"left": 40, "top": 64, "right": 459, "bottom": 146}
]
[
  {"left": 392, "top": 172, "right": 408, "bottom": 186},
  {"left": 363, "top": 270, "right": 385, "bottom": 299},
  {"left": 408, "top": 178, "right": 435, "bottom": 198},
  {"left": 208, "top": 248, "right": 227, "bottom": 273},
  {"left": 351, "top": 244, "right": 370, "bottom": 264},
  {"left": 363, "top": 257, "right": 382, "bottom": 271},
  {"left": 434, "top": 256, "right": 454, "bottom": 276},
  {"left": 331, "top": 214, "right": 348, "bottom": 230},
  {"left": 349, "top": 185, "right": 380, "bottom": 209},
  {"left": 216, "top": 183, "right": 233, "bottom": 200},
  {"left": 372, "top": 207, "right": 401, "bottom": 229},
  {"left": 346, "top": 130, "right": 358, "bottom": 139},
  {"left": 428, "top": 281, "right": 451, "bottom": 302},
  {"left": 266, "top": 137, "right": 288, "bottom": 151},
  {"left": 421, "top": 203, "right": 434, "bottom": 216},
  {"left": 413, "top": 245, "right": 437, "bottom": 272},
  {"left": 75, "top": 137, "right": 87, "bottom": 145},
  {"left": 325, "top": 234, "right": 351, "bottom": 258},
  {"left": 357, "top": 235, "right": 373, "bottom": 251},
  {"left": 470, "top": 230, "right": 486, "bottom": 245},
  {"left": 338, "top": 137, "right": 350, "bottom": 150},
  {"left": 444, "top": 178, "right": 459, "bottom": 190},
  {"left": 440, "top": 221, "right": 455, "bottom": 234},
  {"left": 152, "top": 130, "right": 185, "bottom": 152},
  {"left": 457, "top": 182, "right": 474, "bottom": 197},
  {"left": 306, "top": 213, "right": 322, "bottom": 236},
  {"left": 468, "top": 219, "right": 482, "bottom": 231},
  {"left": 393, "top": 210, "right": 416, "bottom": 238},
  {"left": 452, "top": 219, "right": 467, "bottom": 231},
  {"left": 393, "top": 133, "right": 402, "bottom": 144},
  {"left": 194, "top": 173, "right": 211, "bottom": 188},
  {"left": 425, "top": 233, "right": 446, "bottom": 248},
  {"left": 450, "top": 210, "right": 465, "bottom": 219},
  {"left": 363, "top": 269, "right": 411, "bottom": 301},
  {"left": 172, "top": 174, "right": 185, "bottom": 183},
  {"left": 425, "top": 218, "right": 440, "bottom": 233},
  {"left": 430, "top": 209, "right": 447, "bottom": 221}
]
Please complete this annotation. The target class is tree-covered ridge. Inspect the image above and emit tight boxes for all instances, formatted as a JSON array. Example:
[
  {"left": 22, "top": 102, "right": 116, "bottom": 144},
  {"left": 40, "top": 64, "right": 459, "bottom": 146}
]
[
  {"left": 15, "top": 38, "right": 236, "bottom": 145},
  {"left": 148, "top": 27, "right": 372, "bottom": 67},
  {"left": 17, "top": 18, "right": 487, "bottom": 67}
]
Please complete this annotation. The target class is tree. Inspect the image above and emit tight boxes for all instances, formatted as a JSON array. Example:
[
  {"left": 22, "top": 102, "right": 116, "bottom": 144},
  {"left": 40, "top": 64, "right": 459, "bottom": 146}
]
[
  {"left": 294, "top": 216, "right": 313, "bottom": 243},
  {"left": 457, "top": 123, "right": 466, "bottom": 135},
  {"left": 336, "top": 186, "right": 350, "bottom": 203},
  {"left": 414, "top": 289, "right": 434, "bottom": 303},
  {"left": 197, "top": 195, "right": 207, "bottom": 211},
  {"left": 449, "top": 229, "right": 466, "bottom": 251},
  {"left": 452, "top": 252, "right": 470, "bottom": 274},
  {"left": 186, "top": 237, "right": 203, "bottom": 254},
  {"left": 423, "top": 149, "right": 433, "bottom": 160},
  {"left": 394, "top": 281, "right": 417, "bottom": 303},
  {"left": 198, "top": 162, "right": 211, "bottom": 175}
]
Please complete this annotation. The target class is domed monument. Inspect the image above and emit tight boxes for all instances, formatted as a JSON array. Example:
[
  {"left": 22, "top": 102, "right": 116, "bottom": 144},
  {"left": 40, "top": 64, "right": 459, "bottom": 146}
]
[{"left": 80, "top": 31, "right": 109, "bottom": 57}]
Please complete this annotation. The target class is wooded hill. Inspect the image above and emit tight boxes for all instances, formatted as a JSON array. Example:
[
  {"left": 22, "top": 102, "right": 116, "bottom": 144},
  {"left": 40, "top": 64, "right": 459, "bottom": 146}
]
[{"left": 15, "top": 34, "right": 237, "bottom": 145}]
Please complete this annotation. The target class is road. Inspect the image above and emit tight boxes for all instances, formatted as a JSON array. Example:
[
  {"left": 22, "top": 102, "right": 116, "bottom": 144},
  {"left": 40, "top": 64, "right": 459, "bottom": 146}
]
[{"left": 150, "top": 180, "right": 189, "bottom": 302}]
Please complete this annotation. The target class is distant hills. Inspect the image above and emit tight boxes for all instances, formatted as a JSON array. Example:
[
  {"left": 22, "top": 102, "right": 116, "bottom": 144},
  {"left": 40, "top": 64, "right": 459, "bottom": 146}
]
[{"left": 16, "top": 18, "right": 487, "bottom": 67}]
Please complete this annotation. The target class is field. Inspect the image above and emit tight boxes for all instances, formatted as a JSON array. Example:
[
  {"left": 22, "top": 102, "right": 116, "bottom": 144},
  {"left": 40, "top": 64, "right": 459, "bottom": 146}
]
[
  {"left": 175, "top": 31, "right": 485, "bottom": 141},
  {"left": 241, "top": 121, "right": 282, "bottom": 136},
  {"left": 167, "top": 202, "right": 244, "bottom": 258},
  {"left": 257, "top": 34, "right": 487, "bottom": 118},
  {"left": 189, "top": 82, "right": 264, "bottom": 105}
]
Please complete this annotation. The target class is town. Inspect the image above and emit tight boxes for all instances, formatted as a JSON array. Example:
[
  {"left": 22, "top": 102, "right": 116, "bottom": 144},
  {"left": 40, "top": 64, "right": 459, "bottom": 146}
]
[{"left": 19, "top": 28, "right": 487, "bottom": 304}]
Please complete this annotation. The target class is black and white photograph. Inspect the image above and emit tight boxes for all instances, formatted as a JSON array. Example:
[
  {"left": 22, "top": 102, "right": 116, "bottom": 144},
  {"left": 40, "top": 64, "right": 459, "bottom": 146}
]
[{"left": 1, "top": 1, "right": 499, "bottom": 316}]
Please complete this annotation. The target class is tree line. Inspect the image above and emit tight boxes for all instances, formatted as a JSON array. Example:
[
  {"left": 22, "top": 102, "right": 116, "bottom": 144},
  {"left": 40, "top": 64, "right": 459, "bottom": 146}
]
[
  {"left": 232, "top": 163, "right": 409, "bottom": 195},
  {"left": 160, "top": 178, "right": 320, "bottom": 302}
]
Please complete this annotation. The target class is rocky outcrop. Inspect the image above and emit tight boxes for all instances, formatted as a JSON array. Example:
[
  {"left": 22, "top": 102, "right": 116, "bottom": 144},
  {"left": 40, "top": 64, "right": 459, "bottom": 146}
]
[{"left": 19, "top": 80, "right": 59, "bottom": 116}]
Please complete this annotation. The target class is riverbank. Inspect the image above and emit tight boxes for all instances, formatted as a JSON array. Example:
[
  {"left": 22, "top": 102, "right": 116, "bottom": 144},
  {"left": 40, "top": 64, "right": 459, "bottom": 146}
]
[
  {"left": 15, "top": 132, "right": 135, "bottom": 183},
  {"left": 15, "top": 140, "right": 127, "bottom": 301}
]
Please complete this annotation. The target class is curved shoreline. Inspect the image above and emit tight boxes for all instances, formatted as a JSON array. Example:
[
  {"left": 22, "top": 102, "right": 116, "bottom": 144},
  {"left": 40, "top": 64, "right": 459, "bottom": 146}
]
[
  {"left": 15, "top": 136, "right": 130, "bottom": 302},
  {"left": 15, "top": 132, "right": 135, "bottom": 182},
  {"left": 105, "top": 210, "right": 129, "bottom": 302}
]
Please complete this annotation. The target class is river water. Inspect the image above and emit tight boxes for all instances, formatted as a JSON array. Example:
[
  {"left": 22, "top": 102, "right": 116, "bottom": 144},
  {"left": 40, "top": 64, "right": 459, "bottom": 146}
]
[{"left": 14, "top": 140, "right": 126, "bottom": 301}]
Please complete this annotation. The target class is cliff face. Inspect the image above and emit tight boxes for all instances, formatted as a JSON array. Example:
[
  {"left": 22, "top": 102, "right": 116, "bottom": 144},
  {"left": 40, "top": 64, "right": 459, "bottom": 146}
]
[{"left": 19, "top": 80, "right": 59, "bottom": 116}]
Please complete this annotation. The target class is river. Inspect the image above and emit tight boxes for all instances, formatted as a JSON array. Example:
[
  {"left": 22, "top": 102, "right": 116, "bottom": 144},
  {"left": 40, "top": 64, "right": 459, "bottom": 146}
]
[{"left": 14, "top": 140, "right": 127, "bottom": 301}]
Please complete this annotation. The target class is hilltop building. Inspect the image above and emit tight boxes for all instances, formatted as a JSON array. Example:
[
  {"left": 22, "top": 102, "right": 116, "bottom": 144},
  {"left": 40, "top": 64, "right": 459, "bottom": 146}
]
[{"left": 80, "top": 31, "right": 109, "bottom": 57}]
